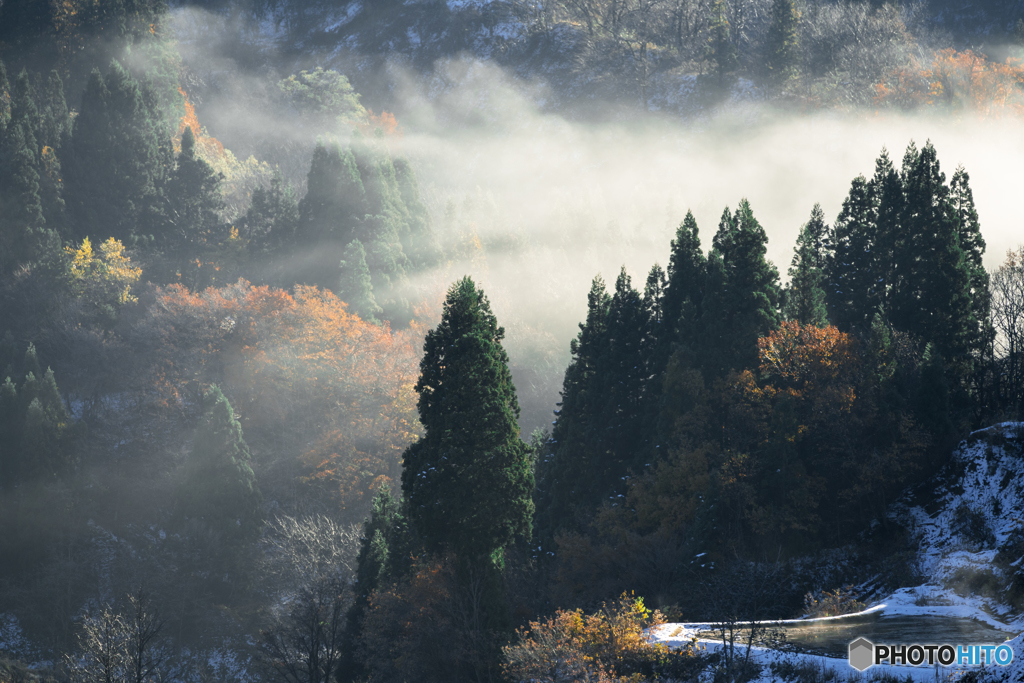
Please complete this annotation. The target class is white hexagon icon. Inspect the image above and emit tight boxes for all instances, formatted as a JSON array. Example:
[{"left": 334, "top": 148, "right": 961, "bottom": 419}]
[{"left": 849, "top": 637, "right": 874, "bottom": 672}]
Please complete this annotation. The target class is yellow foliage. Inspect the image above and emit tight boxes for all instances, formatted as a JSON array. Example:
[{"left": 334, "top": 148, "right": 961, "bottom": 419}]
[
  {"left": 65, "top": 236, "right": 142, "bottom": 307},
  {"left": 503, "top": 592, "right": 694, "bottom": 682}
]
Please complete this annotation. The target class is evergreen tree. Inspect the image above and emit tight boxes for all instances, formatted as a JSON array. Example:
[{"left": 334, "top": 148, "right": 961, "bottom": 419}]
[
  {"left": 949, "top": 166, "right": 991, "bottom": 351},
  {"left": 0, "top": 377, "right": 18, "bottom": 487},
  {"left": 63, "top": 61, "right": 171, "bottom": 244},
  {"left": 700, "top": 200, "right": 781, "bottom": 375},
  {"left": 294, "top": 140, "right": 366, "bottom": 288},
  {"left": 706, "top": 0, "right": 739, "bottom": 92},
  {"left": 896, "top": 142, "right": 974, "bottom": 364},
  {"left": 163, "top": 125, "right": 225, "bottom": 287},
  {"left": 535, "top": 276, "right": 611, "bottom": 543},
  {"left": 180, "top": 385, "right": 262, "bottom": 541},
  {"left": 764, "top": 0, "right": 800, "bottom": 86},
  {"left": 241, "top": 171, "right": 299, "bottom": 256},
  {"left": 393, "top": 156, "right": 440, "bottom": 269},
  {"left": 825, "top": 176, "right": 875, "bottom": 330},
  {"left": 338, "top": 239, "right": 382, "bottom": 324},
  {"left": 0, "top": 71, "right": 49, "bottom": 272},
  {"left": 344, "top": 482, "right": 411, "bottom": 681},
  {"left": 660, "top": 210, "right": 706, "bottom": 355},
  {"left": 783, "top": 205, "right": 828, "bottom": 326},
  {"left": 401, "top": 277, "right": 534, "bottom": 561},
  {"left": 0, "top": 60, "right": 10, "bottom": 130},
  {"left": 868, "top": 148, "right": 903, "bottom": 312}
]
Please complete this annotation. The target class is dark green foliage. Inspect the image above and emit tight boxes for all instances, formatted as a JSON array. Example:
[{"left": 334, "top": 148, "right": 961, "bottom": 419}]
[
  {"left": 869, "top": 149, "right": 903, "bottom": 309},
  {"left": 896, "top": 143, "right": 975, "bottom": 366},
  {"left": 700, "top": 199, "right": 781, "bottom": 375},
  {"left": 179, "top": 385, "right": 262, "bottom": 542},
  {"left": 63, "top": 62, "right": 172, "bottom": 244},
  {"left": 241, "top": 171, "right": 300, "bottom": 262},
  {"left": 0, "top": 345, "right": 73, "bottom": 485},
  {"left": 660, "top": 210, "right": 706, "bottom": 355},
  {"left": 783, "top": 205, "right": 828, "bottom": 327},
  {"left": 825, "top": 176, "right": 875, "bottom": 330},
  {"left": 161, "top": 126, "right": 226, "bottom": 287},
  {"left": 401, "top": 277, "right": 534, "bottom": 560},
  {"left": 764, "top": 0, "right": 800, "bottom": 85},
  {"left": 293, "top": 140, "right": 433, "bottom": 323},
  {"left": 535, "top": 276, "right": 612, "bottom": 542},
  {"left": 338, "top": 239, "right": 382, "bottom": 324},
  {"left": 0, "top": 70, "right": 57, "bottom": 273},
  {"left": 343, "top": 483, "right": 411, "bottom": 681}
]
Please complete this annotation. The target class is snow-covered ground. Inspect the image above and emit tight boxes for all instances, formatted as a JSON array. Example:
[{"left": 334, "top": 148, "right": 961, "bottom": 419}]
[{"left": 653, "top": 423, "right": 1024, "bottom": 681}]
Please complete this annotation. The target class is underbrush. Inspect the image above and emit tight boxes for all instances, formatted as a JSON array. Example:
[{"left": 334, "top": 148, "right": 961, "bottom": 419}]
[{"left": 502, "top": 592, "right": 714, "bottom": 682}]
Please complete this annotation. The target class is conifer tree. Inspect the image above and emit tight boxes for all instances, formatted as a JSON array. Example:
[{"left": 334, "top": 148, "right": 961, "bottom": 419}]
[
  {"left": 338, "top": 239, "right": 382, "bottom": 324},
  {"left": 342, "top": 483, "right": 408, "bottom": 683},
  {"left": 393, "top": 157, "right": 440, "bottom": 269},
  {"left": 707, "top": 0, "right": 739, "bottom": 92},
  {"left": 242, "top": 171, "right": 299, "bottom": 257},
  {"left": 64, "top": 62, "right": 171, "bottom": 243},
  {"left": 0, "top": 71, "right": 49, "bottom": 272},
  {"left": 535, "top": 276, "right": 611, "bottom": 542},
  {"left": 0, "top": 377, "right": 18, "bottom": 487},
  {"left": 868, "top": 148, "right": 903, "bottom": 310},
  {"left": 949, "top": 166, "right": 991, "bottom": 354},
  {"left": 825, "top": 176, "right": 875, "bottom": 330},
  {"left": 163, "top": 126, "right": 225, "bottom": 286},
  {"left": 401, "top": 277, "right": 534, "bottom": 561},
  {"left": 896, "top": 142, "right": 974, "bottom": 364},
  {"left": 294, "top": 141, "right": 366, "bottom": 288},
  {"left": 784, "top": 205, "right": 829, "bottom": 326},
  {"left": 700, "top": 200, "right": 781, "bottom": 375},
  {"left": 764, "top": 0, "right": 800, "bottom": 86},
  {"left": 180, "top": 385, "right": 261, "bottom": 541},
  {"left": 660, "top": 210, "right": 706, "bottom": 355},
  {"left": 0, "top": 61, "right": 10, "bottom": 130}
]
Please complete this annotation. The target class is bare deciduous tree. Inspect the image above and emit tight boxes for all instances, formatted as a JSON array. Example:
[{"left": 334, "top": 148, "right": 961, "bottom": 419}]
[{"left": 992, "top": 246, "right": 1024, "bottom": 416}]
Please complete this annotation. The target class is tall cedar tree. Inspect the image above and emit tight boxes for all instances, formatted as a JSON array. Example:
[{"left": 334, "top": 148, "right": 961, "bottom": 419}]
[
  {"left": 707, "top": 0, "right": 739, "bottom": 92},
  {"left": 64, "top": 62, "right": 171, "bottom": 244},
  {"left": 535, "top": 276, "right": 611, "bottom": 544},
  {"left": 783, "top": 204, "right": 829, "bottom": 326},
  {"left": 180, "top": 385, "right": 261, "bottom": 542},
  {"left": 401, "top": 277, "right": 534, "bottom": 561},
  {"left": 659, "top": 210, "right": 706, "bottom": 360},
  {"left": 764, "top": 0, "right": 800, "bottom": 85},
  {"left": 895, "top": 142, "right": 975, "bottom": 365},
  {"left": 700, "top": 200, "right": 781, "bottom": 375},
  {"left": 163, "top": 126, "right": 225, "bottom": 287},
  {"left": 868, "top": 148, "right": 903, "bottom": 312},
  {"left": 338, "top": 239, "right": 382, "bottom": 324},
  {"left": 825, "top": 176, "right": 875, "bottom": 330},
  {"left": 0, "top": 70, "right": 57, "bottom": 273},
  {"left": 342, "top": 483, "right": 410, "bottom": 683}
]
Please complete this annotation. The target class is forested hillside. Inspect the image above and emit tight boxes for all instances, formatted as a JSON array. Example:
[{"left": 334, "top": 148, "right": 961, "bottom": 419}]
[{"left": 1, "top": 0, "right": 1023, "bottom": 682}]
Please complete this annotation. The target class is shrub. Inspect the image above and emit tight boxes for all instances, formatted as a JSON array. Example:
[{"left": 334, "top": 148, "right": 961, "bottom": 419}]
[
  {"left": 802, "top": 586, "right": 865, "bottom": 617},
  {"left": 502, "top": 592, "right": 708, "bottom": 682}
]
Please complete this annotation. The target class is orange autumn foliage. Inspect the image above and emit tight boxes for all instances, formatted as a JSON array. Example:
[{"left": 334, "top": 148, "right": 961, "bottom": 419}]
[
  {"left": 175, "top": 86, "right": 226, "bottom": 158},
  {"left": 874, "top": 49, "right": 1024, "bottom": 115},
  {"left": 359, "top": 109, "right": 403, "bottom": 138},
  {"left": 749, "top": 320, "right": 858, "bottom": 410},
  {"left": 134, "top": 280, "right": 422, "bottom": 510}
]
